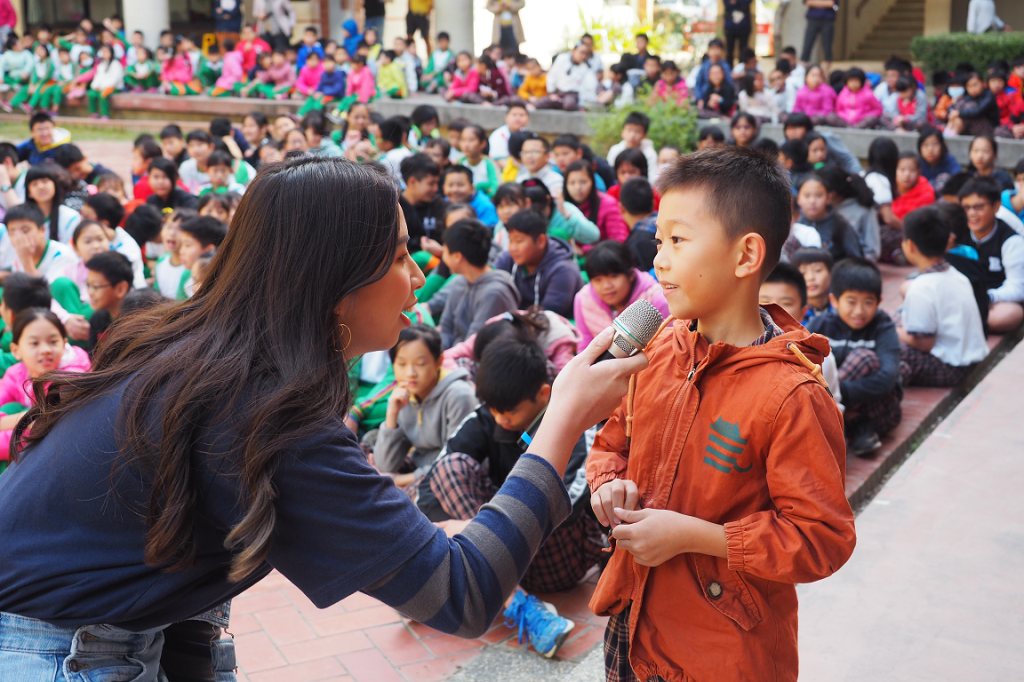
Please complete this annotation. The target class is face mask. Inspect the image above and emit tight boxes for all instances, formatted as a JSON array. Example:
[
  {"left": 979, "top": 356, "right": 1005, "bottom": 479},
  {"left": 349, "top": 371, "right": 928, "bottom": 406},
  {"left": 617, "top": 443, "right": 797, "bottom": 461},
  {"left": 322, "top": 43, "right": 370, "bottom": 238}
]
[{"left": 948, "top": 86, "right": 965, "bottom": 99}]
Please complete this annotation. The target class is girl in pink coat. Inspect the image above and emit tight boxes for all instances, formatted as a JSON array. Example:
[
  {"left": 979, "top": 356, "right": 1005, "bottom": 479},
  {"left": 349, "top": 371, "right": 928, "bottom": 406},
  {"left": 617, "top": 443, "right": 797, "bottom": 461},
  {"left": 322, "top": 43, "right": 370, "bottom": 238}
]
[
  {"left": 344, "top": 54, "right": 377, "bottom": 104},
  {"left": 295, "top": 51, "right": 324, "bottom": 96},
  {"left": 792, "top": 64, "right": 837, "bottom": 125},
  {"left": 444, "top": 52, "right": 481, "bottom": 102},
  {"left": 211, "top": 39, "right": 245, "bottom": 97},
  {"left": 564, "top": 161, "right": 629, "bottom": 251},
  {"left": 834, "top": 67, "right": 885, "bottom": 128}
]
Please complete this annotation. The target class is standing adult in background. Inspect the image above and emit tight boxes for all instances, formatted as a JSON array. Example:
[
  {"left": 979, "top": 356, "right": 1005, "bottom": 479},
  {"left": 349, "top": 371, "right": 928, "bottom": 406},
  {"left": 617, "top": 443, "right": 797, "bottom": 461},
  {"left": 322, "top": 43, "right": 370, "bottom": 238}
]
[
  {"left": 724, "top": 0, "right": 752, "bottom": 67},
  {"left": 214, "top": 0, "right": 244, "bottom": 49},
  {"left": 800, "top": 0, "right": 838, "bottom": 75},
  {"left": 363, "top": 0, "right": 388, "bottom": 40},
  {"left": 967, "top": 0, "right": 1011, "bottom": 33},
  {"left": 253, "top": 0, "right": 296, "bottom": 51},
  {"left": 487, "top": 0, "right": 525, "bottom": 57}
]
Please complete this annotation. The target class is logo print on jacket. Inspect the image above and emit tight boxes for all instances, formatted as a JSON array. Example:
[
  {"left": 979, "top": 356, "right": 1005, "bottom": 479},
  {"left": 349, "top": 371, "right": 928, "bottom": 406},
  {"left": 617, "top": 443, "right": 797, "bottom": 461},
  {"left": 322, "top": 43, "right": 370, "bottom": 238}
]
[{"left": 704, "top": 417, "right": 752, "bottom": 473}]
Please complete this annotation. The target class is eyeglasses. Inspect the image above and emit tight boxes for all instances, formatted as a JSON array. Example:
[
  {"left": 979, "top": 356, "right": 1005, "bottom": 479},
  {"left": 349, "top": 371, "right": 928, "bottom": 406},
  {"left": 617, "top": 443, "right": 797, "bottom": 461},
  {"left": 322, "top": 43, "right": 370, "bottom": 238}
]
[
  {"left": 86, "top": 282, "right": 112, "bottom": 293},
  {"left": 961, "top": 203, "right": 991, "bottom": 213},
  {"left": 521, "top": 150, "right": 545, "bottom": 157}
]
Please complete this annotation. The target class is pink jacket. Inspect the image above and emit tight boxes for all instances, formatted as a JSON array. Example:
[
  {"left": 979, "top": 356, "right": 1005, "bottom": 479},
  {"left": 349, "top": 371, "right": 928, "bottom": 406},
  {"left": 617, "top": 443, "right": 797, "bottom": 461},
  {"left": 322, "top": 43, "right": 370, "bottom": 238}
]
[
  {"left": 576, "top": 192, "right": 630, "bottom": 252},
  {"left": 652, "top": 78, "right": 689, "bottom": 105},
  {"left": 792, "top": 84, "right": 837, "bottom": 118},
  {"left": 834, "top": 85, "right": 883, "bottom": 125},
  {"left": 572, "top": 269, "right": 670, "bottom": 348},
  {"left": 345, "top": 66, "right": 377, "bottom": 103},
  {"left": 258, "top": 61, "right": 296, "bottom": 88},
  {"left": 161, "top": 55, "right": 193, "bottom": 83},
  {"left": 443, "top": 310, "right": 581, "bottom": 375},
  {"left": 215, "top": 50, "right": 245, "bottom": 89},
  {"left": 447, "top": 69, "right": 480, "bottom": 99},
  {"left": 296, "top": 62, "right": 323, "bottom": 95},
  {"left": 0, "top": 345, "right": 91, "bottom": 460}
]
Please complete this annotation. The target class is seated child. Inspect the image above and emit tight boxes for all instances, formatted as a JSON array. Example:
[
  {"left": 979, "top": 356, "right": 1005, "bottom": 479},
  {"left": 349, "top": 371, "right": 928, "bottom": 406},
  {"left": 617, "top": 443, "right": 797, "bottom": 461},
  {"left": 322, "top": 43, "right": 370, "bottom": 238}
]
[
  {"left": 493, "top": 207, "right": 583, "bottom": 319},
  {"left": 243, "top": 49, "right": 296, "bottom": 100},
  {"left": 444, "top": 51, "right": 480, "bottom": 103},
  {"left": 442, "top": 165, "right": 498, "bottom": 227},
  {"left": 199, "top": 151, "right": 247, "bottom": 196},
  {"left": 807, "top": 257, "right": 902, "bottom": 455},
  {"left": 564, "top": 161, "right": 628, "bottom": 247},
  {"left": 1001, "top": 159, "right": 1024, "bottom": 223},
  {"left": 791, "top": 247, "right": 835, "bottom": 323},
  {"left": 50, "top": 220, "right": 111, "bottom": 320},
  {"left": 0, "top": 274, "right": 52, "bottom": 374},
  {"left": 84, "top": 250, "right": 134, "bottom": 353},
  {"left": 818, "top": 165, "right": 881, "bottom": 261},
  {"left": 376, "top": 50, "right": 409, "bottom": 99},
  {"left": 514, "top": 134, "right": 563, "bottom": 193},
  {"left": 898, "top": 206, "right": 988, "bottom": 387},
  {"left": 420, "top": 32, "right": 452, "bottom": 93},
  {"left": 796, "top": 174, "right": 863, "bottom": 261},
  {"left": 421, "top": 336, "right": 600, "bottom": 646},
  {"left": 10, "top": 43, "right": 56, "bottom": 115},
  {"left": 696, "top": 125, "right": 726, "bottom": 150},
  {"left": 209, "top": 40, "right": 243, "bottom": 98},
  {"left": 759, "top": 261, "right": 843, "bottom": 410},
  {"left": 3, "top": 204, "right": 79, "bottom": 283},
  {"left": 153, "top": 208, "right": 194, "bottom": 299},
  {"left": 294, "top": 50, "right": 323, "bottom": 100},
  {"left": 458, "top": 125, "right": 499, "bottom": 198},
  {"left": 409, "top": 105, "right": 441, "bottom": 150},
  {"left": 80, "top": 193, "right": 146, "bottom": 289},
  {"left": 918, "top": 127, "right": 961, "bottom": 193},
  {"left": 423, "top": 137, "right": 451, "bottom": 173},
  {"left": 967, "top": 135, "right": 1014, "bottom": 192},
  {"left": 892, "top": 152, "right": 935, "bottom": 220},
  {"left": 0, "top": 308, "right": 91, "bottom": 466},
  {"left": 522, "top": 178, "right": 600, "bottom": 247},
  {"left": 516, "top": 57, "right": 547, "bottom": 104},
  {"left": 651, "top": 59, "right": 688, "bottom": 105},
  {"left": 946, "top": 72, "right": 999, "bottom": 137},
  {"left": 588, "top": 147, "right": 855, "bottom": 682},
  {"left": 574, "top": 240, "right": 668, "bottom": 347},
  {"left": 177, "top": 216, "right": 227, "bottom": 299},
  {"left": 618, "top": 177, "right": 659, "bottom": 272},
  {"left": 298, "top": 53, "right": 346, "bottom": 116},
  {"left": 374, "top": 324, "right": 478, "bottom": 489},
  {"left": 889, "top": 76, "right": 930, "bottom": 132},
  {"left": 605, "top": 112, "right": 658, "bottom": 182},
  {"left": 438, "top": 219, "right": 519, "bottom": 349},
  {"left": 792, "top": 64, "right": 837, "bottom": 126},
  {"left": 125, "top": 46, "right": 160, "bottom": 92},
  {"left": 957, "top": 177, "right": 1024, "bottom": 333},
  {"left": 834, "top": 67, "right": 884, "bottom": 128}
]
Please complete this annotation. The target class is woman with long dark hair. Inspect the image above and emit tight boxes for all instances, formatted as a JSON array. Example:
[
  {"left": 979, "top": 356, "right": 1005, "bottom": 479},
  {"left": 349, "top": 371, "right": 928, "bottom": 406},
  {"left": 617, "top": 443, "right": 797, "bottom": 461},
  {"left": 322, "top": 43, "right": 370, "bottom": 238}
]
[{"left": 0, "top": 158, "right": 645, "bottom": 679}]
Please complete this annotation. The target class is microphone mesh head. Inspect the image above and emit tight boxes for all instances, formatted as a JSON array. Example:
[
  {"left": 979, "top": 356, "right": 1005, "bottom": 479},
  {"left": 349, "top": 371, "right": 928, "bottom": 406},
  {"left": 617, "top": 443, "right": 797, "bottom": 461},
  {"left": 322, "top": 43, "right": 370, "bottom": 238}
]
[{"left": 615, "top": 299, "right": 665, "bottom": 349}]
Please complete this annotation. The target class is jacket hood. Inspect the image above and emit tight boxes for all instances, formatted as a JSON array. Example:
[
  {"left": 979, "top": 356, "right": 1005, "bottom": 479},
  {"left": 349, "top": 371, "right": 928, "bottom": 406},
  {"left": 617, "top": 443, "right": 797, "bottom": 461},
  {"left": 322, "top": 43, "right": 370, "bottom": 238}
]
[
  {"left": 538, "top": 235, "right": 574, "bottom": 270},
  {"left": 671, "top": 304, "right": 831, "bottom": 380},
  {"left": 342, "top": 19, "right": 359, "bottom": 34},
  {"left": 419, "top": 367, "right": 471, "bottom": 409}
]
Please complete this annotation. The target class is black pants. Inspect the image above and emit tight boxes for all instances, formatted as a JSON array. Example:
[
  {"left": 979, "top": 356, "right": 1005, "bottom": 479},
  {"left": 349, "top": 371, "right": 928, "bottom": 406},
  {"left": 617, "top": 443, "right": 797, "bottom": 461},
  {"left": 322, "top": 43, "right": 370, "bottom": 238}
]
[
  {"left": 725, "top": 28, "right": 750, "bottom": 66},
  {"left": 801, "top": 18, "right": 835, "bottom": 62}
]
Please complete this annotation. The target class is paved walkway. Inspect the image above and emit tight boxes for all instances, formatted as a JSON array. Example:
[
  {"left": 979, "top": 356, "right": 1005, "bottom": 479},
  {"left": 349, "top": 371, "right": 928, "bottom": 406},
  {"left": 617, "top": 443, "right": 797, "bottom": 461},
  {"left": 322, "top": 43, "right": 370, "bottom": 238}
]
[{"left": 798, "top": 337, "right": 1024, "bottom": 680}]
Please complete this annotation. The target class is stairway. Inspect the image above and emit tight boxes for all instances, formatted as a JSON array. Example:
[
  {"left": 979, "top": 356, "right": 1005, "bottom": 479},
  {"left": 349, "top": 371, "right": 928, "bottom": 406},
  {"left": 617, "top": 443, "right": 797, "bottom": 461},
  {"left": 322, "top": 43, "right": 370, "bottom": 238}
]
[{"left": 849, "top": 0, "right": 925, "bottom": 62}]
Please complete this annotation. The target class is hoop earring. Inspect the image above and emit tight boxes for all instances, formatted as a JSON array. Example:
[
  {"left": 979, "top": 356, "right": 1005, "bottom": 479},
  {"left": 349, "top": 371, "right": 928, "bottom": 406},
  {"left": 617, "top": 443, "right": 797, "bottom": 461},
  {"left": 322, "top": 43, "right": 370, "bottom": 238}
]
[{"left": 337, "top": 324, "right": 352, "bottom": 353}]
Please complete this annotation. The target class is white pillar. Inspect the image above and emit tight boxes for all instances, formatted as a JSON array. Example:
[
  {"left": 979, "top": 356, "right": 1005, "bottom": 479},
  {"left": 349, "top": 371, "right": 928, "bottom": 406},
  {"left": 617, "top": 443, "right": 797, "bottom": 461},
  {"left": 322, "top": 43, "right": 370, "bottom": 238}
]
[
  {"left": 123, "top": 0, "right": 170, "bottom": 52},
  {"left": 436, "top": 0, "right": 475, "bottom": 54}
]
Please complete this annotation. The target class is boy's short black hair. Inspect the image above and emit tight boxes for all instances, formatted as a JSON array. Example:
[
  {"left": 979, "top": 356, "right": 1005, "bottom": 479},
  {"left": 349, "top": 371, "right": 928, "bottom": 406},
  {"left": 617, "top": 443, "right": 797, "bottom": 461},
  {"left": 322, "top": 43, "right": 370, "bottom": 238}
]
[
  {"left": 85, "top": 251, "right": 134, "bottom": 288},
  {"left": 505, "top": 208, "right": 548, "bottom": 241},
  {"left": 552, "top": 134, "right": 581, "bottom": 151},
  {"left": 941, "top": 171, "right": 971, "bottom": 198},
  {"left": 179, "top": 216, "right": 228, "bottom": 248},
  {"left": 4, "top": 204, "right": 45, "bottom": 227},
  {"left": 423, "top": 137, "right": 451, "bottom": 158},
  {"left": 400, "top": 153, "right": 441, "bottom": 182},
  {"left": 437, "top": 31, "right": 450, "bottom": 40},
  {"left": 209, "top": 117, "right": 234, "bottom": 137},
  {"left": 389, "top": 323, "right": 442, "bottom": 362},
  {"left": 160, "top": 124, "right": 184, "bottom": 140},
  {"left": 206, "top": 150, "right": 234, "bottom": 169},
  {"left": 186, "top": 129, "right": 213, "bottom": 145},
  {"left": 444, "top": 219, "right": 492, "bottom": 267},
  {"left": 708, "top": 38, "right": 724, "bottom": 50},
  {"left": 698, "top": 125, "right": 725, "bottom": 143},
  {"left": 382, "top": 49, "right": 397, "bottom": 61},
  {"left": 656, "top": 147, "right": 792, "bottom": 274},
  {"left": 0, "top": 142, "right": 18, "bottom": 166},
  {"left": 752, "top": 138, "right": 779, "bottom": 156},
  {"left": 54, "top": 143, "right": 85, "bottom": 168},
  {"left": 410, "top": 104, "right": 439, "bottom": 127},
  {"left": 764, "top": 262, "right": 808, "bottom": 307},
  {"left": 448, "top": 118, "right": 470, "bottom": 133},
  {"left": 623, "top": 111, "right": 650, "bottom": 133},
  {"left": 1, "top": 273, "right": 51, "bottom": 313},
  {"left": 124, "top": 203, "right": 164, "bottom": 246},
  {"left": 831, "top": 257, "right": 882, "bottom": 298},
  {"left": 84, "top": 192, "right": 126, "bottom": 227},
  {"left": 520, "top": 133, "right": 550, "bottom": 152},
  {"left": 903, "top": 205, "right": 950, "bottom": 258},
  {"left": 958, "top": 177, "right": 1001, "bottom": 205},
  {"left": 615, "top": 147, "right": 648, "bottom": 178},
  {"left": 507, "top": 101, "right": 528, "bottom": 114},
  {"left": 936, "top": 199, "right": 971, "bottom": 245},
  {"left": 844, "top": 66, "right": 866, "bottom": 86},
  {"left": 584, "top": 240, "right": 635, "bottom": 279},
  {"left": 442, "top": 164, "right": 473, "bottom": 186},
  {"left": 783, "top": 112, "right": 813, "bottom": 132},
  {"left": 29, "top": 111, "right": 54, "bottom": 131},
  {"left": 475, "top": 337, "right": 548, "bottom": 413},
  {"left": 895, "top": 75, "right": 915, "bottom": 92},
  {"left": 135, "top": 136, "right": 164, "bottom": 161},
  {"left": 379, "top": 116, "right": 409, "bottom": 146},
  {"left": 619, "top": 177, "right": 654, "bottom": 215},
  {"left": 790, "top": 246, "right": 834, "bottom": 271}
]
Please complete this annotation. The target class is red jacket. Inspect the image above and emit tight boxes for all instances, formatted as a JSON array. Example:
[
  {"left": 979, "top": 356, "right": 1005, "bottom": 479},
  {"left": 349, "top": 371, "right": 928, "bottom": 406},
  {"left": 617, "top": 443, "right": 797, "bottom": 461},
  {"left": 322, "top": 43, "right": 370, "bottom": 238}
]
[
  {"left": 587, "top": 305, "right": 856, "bottom": 682},
  {"left": 893, "top": 175, "right": 936, "bottom": 219}
]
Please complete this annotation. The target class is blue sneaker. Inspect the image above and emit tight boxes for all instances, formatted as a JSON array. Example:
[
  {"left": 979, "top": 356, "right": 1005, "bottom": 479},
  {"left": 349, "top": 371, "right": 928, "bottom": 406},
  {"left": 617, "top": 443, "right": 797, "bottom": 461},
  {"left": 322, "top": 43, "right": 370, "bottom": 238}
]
[{"left": 503, "top": 590, "right": 575, "bottom": 658}]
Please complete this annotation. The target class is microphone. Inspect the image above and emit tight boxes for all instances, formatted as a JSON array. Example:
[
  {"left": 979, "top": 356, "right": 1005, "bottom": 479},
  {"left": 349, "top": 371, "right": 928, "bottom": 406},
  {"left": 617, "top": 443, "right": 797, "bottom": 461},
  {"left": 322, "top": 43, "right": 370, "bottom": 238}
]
[
  {"left": 518, "top": 300, "right": 665, "bottom": 450},
  {"left": 595, "top": 299, "right": 666, "bottom": 363}
]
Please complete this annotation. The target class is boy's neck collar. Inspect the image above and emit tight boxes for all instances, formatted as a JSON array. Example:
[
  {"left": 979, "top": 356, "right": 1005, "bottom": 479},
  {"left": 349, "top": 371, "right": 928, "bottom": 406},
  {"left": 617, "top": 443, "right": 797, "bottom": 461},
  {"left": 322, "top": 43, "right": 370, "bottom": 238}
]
[{"left": 693, "top": 296, "right": 766, "bottom": 347}]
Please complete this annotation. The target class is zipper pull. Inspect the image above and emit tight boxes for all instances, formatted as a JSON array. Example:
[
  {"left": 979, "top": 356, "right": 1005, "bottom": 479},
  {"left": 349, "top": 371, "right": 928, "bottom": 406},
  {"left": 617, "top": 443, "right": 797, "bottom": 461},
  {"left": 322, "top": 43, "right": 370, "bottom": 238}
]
[{"left": 687, "top": 368, "right": 695, "bottom": 381}]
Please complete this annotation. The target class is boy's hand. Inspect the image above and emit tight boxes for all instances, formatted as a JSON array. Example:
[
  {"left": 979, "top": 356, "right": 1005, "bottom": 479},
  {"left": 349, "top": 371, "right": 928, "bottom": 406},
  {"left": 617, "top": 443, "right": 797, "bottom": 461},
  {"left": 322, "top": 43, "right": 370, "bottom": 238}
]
[
  {"left": 611, "top": 508, "right": 728, "bottom": 566},
  {"left": 65, "top": 315, "right": 90, "bottom": 341},
  {"left": 591, "top": 479, "right": 639, "bottom": 528}
]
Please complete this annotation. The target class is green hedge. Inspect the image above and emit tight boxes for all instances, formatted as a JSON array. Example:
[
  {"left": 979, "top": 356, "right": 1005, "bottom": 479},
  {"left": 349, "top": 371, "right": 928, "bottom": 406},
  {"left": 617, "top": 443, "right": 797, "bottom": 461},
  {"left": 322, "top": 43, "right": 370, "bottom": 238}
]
[
  {"left": 587, "top": 99, "right": 698, "bottom": 158},
  {"left": 910, "top": 32, "right": 1024, "bottom": 75}
]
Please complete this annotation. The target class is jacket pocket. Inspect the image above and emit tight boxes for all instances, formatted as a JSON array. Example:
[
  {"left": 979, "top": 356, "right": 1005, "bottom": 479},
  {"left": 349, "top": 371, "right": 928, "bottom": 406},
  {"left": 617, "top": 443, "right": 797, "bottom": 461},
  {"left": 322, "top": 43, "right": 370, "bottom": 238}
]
[{"left": 692, "top": 554, "right": 763, "bottom": 631}]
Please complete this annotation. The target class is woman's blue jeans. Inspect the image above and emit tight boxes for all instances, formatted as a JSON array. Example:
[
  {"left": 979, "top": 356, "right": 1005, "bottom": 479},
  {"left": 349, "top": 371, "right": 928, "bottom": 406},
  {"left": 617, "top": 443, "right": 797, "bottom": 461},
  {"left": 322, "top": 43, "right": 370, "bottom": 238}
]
[{"left": 0, "top": 604, "right": 236, "bottom": 681}]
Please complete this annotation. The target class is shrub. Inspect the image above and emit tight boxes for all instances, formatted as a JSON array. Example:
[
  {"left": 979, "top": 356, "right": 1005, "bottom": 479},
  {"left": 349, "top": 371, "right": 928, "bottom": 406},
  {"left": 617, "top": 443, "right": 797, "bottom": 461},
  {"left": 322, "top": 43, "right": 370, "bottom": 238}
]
[
  {"left": 911, "top": 32, "right": 1024, "bottom": 75},
  {"left": 586, "top": 99, "right": 698, "bottom": 158}
]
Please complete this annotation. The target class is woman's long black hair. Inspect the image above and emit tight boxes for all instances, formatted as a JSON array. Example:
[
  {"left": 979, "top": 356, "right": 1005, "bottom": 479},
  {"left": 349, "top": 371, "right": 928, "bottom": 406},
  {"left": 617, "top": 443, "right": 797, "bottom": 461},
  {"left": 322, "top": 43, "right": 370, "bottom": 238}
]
[
  {"left": 565, "top": 160, "right": 600, "bottom": 221},
  {"left": 867, "top": 137, "right": 899, "bottom": 195},
  {"left": 14, "top": 158, "right": 401, "bottom": 582},
  {"left": 24, "top": 164, "right": 68, "bottom": 241}
]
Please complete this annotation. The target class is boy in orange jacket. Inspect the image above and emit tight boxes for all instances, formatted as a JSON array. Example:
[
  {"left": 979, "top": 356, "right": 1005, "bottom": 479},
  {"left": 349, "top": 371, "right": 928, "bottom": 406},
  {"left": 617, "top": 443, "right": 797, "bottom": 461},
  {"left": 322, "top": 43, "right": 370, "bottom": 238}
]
[{"left": 586, "top": 147, "right": 857, "bottom": 682}]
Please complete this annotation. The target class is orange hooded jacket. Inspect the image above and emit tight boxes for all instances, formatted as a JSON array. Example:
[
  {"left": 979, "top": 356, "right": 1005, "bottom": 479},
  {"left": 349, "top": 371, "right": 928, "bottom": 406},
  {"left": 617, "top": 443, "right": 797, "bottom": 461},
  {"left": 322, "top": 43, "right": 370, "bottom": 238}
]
[{"left": 586, "top": 304, "right": 857, "bottom": 682}]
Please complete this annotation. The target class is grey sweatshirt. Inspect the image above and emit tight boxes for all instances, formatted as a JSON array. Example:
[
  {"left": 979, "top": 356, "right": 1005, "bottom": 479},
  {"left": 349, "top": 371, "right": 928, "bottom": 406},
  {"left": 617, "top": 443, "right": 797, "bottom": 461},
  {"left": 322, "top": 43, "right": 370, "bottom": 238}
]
[
  {"left": 375, "top": 368, "right": 479, "bottom": 476},
  {"left": 439, "top": 269, "right": 520, "bottom": 350}
]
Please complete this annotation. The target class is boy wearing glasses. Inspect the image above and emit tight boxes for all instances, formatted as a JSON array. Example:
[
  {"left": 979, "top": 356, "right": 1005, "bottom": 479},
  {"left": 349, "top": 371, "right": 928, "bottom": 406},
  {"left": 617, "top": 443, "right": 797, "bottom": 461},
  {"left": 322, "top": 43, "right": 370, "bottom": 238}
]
[
  {"left": 516, "top": 135, "right": 563, "bottom": 193},
  {"left": 85, "top": 251, "right": 134, "bottom": 353}
]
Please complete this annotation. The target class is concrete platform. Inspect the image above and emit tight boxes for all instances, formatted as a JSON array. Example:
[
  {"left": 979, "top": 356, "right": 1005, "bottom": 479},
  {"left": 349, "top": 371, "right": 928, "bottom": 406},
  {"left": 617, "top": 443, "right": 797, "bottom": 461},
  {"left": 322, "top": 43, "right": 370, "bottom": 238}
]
[{"left": 798, "top": 327, "right": 1024, "bottom": 680}]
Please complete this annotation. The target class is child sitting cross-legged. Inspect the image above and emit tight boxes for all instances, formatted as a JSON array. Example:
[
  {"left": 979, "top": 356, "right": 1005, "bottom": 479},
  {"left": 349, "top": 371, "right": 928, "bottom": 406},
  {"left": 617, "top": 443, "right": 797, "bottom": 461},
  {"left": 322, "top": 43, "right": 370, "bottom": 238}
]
[
  {"left": 587, "top": 147, "right": 855, "bottom": 682},
  {"left": 573, "top": 240, "right": 668, "bottom": 348},
  {"left": 791, "top": 246, "right": 835, "bottom": 323},
  {"left": 0, "top": 308, "right": 91, "bottom": 467},
  {"left": 420, "top": 335, "right": 598, "bottom": 657},
  {"left": 373, "top": 324, "right": 478, "bottom": 491},
  {"left": 84, "top": 250, "right": 134, "bottom": 354},
  {"left": 807, "top": 257, "right": 903, "bottom": 456},
  {"left": 438, "top": 219, "right": 519, "bottom": 350},
  {"left": 176, "top": 216, "right": 227, "bottom": 299},
  {"left": 897, "top": 205, "right": 988, "bottom": 387}
]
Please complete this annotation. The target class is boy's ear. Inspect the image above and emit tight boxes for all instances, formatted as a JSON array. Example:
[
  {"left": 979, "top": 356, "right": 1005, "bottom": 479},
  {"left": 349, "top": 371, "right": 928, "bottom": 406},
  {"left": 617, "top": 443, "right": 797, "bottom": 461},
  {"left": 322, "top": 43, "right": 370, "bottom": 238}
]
[
  {"left": 829, "top": 293, "right": 839, "bottom": 309},
  {"left": 537, "top": 383, "right": 552, "bottom": 403},
  {"left": 799, "top": 304, "right": 809, "bottom": 319},
  {"left": 535, "top": 233, "right": 547, "bottom": 250},
  {"left": 114, "top": 281, "right": 131, "bottom": 299},
  {"left": 734, "top": 232, "right": 766, "bottom": 280}
]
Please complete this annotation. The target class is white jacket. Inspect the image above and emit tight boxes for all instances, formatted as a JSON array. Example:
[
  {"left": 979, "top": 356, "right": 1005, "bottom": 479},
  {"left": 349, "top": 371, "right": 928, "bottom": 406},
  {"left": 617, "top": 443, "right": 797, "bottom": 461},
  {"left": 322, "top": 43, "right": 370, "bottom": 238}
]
[
  {"left": 967, "top": 0, "right": 1004, "bottom": 33},
  {"left": 606, "top": 138, "right": 659, "bottom": 183},
  {"left": 90, "top": 59, "right": 124, "bottom": 91},
  {"left": 546, "top": 52, "right": 598, "bottom": 104}
]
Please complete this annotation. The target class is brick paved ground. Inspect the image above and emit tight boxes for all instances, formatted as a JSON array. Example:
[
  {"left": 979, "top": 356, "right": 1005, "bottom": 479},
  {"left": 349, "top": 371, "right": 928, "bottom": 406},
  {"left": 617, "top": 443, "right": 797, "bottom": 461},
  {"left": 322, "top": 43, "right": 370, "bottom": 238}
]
[{"left": 61, "top": 141, "right": 1011, "bottom": 680}]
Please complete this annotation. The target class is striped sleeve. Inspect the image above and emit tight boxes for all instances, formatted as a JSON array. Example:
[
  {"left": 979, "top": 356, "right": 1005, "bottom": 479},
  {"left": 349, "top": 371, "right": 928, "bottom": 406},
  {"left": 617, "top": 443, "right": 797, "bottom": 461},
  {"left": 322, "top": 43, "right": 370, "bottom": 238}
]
[{"left": 364, "top": 454, "right": 571, "bottom": 638}]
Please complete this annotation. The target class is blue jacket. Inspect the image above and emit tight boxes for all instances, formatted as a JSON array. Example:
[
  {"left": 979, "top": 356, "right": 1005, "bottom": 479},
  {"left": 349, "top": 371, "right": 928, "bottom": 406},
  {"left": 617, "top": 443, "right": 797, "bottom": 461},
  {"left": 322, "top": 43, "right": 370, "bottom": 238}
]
[
  {"left": 296, "top": 43, "right": 325, "bottom": 71},
  {"left": 693, "top": 58, "right": 734, "bottom": 104},
  {"left": 469, "top": 191, "right": 499, "bottom": 227},
  {"left": 806, "top": 309, "right": 901, "bottom": 406},
  {"left": 494, "top": 236, "right": 582, "bottom": 319},
  {"left": 318, "top": 69, "right": 347, "bottom": 98}
]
